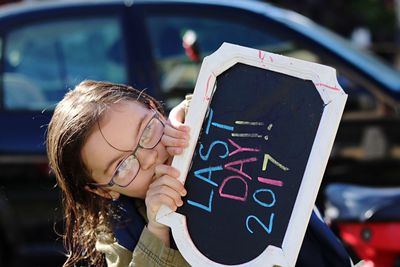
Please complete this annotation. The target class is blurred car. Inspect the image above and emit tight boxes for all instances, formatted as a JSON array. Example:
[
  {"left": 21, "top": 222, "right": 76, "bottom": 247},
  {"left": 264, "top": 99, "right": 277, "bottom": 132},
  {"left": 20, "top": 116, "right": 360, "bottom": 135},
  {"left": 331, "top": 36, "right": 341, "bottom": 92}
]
[{"left": 0, "top": 0, "right": 399, "bottom": 265}]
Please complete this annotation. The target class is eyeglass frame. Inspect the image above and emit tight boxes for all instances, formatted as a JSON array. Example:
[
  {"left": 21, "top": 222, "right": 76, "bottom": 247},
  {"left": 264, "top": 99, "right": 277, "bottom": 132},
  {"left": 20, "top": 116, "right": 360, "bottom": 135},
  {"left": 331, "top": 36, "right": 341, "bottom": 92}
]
[{"left": 88, "top": 110, "right": 165, "bottom": 188}]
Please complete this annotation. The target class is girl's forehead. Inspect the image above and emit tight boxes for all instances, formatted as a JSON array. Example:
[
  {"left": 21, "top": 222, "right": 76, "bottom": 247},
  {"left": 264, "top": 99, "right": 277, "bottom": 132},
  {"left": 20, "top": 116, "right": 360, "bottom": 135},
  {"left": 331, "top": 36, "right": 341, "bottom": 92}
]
[
  {"left": 81, "top": 100, "right": 149, "bottom": 177},
  {"left": 101, "top": 100, "right": 148, "bottom": 120},
  {"left": 98, "top": 100, "right": 149, "bottom": 144}
]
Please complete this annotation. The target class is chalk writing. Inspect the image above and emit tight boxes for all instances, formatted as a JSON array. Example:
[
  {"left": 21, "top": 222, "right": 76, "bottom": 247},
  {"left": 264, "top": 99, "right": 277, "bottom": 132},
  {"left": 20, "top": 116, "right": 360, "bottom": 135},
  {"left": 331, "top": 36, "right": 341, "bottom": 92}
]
[
  {"left": 206, "top": 108, "right": 234, "bottom": 134},
  {"left": 231, "top": 133, "right": 263, "bottom": 138},
  {"left": 186, "top": 108, "right": 289, "bottom": 237},
  {"left": 246, "top": 213, "right": 275, "bottom": 234},
  {"left": 199, "top": 141, "right": 229, "bottom": 161},
  {"left": 314, "top": 82, "right": 340, "bottom": 91},
  {"left": 262, "top": 154, "right": 289, "bottom": 172},
  {"left": 228, "top": 138, "right": 260, "bottom": 156},
  {"left": 219, "top": 175, "right": 248, "bottom": 202},
  {"left": 257, "top": 177, "right": 284, "bottom": 187},
  {"left": 187, "top": 190, "right": 214, "bottom": 212},
  {"left": 235, "top": 121, "right": 264, "bottom": 126},
  {"left": 258, "top": 50, "right": 265, "bottom": 61}
]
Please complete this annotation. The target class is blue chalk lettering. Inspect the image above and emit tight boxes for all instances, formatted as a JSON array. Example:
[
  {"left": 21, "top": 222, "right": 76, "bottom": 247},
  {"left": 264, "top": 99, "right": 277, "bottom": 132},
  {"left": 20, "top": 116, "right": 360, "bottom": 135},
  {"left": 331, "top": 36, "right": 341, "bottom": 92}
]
[
  {"left": 187, "top": 190, "right": 214, "bottom": 213},
  {"left": 246, "top": 213, "right": 275, "bottom": 234},
  {"left": 253, "top": 188, "right": 276, "bottom": 208},
  {"left": 205, "top": 108, "right": 214, "bottom": 135},
  {"left": 194, "top": 166, "right": 222, "bottom": 187},
  {"left": 205, "top": 108, "right": 234, "bottom": 135},
  {"left": 199, "top": 140, "right": 229, "bottom": 161}
]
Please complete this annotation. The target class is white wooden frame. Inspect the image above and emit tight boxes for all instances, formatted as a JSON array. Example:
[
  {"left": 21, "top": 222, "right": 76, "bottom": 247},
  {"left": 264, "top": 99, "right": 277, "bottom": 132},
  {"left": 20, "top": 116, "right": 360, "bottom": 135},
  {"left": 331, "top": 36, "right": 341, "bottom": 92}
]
[{"left": 156, "top": 43, "right": 347, "bottom": 267}]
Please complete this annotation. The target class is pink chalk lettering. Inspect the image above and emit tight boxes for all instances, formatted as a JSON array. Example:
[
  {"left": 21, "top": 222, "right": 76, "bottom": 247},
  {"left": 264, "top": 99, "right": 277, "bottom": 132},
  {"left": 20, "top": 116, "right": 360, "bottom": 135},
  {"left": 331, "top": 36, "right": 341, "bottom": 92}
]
[
  {"left": 224, "top": 157, "right": 257, "bottom": 180},
  {"left": 314, "top": 83, "right": 340, "bottom": 91},
  {"left": 257, "top": 177, "right": 284, "bottom": 187},
  {"left": 219, "top": 175, "right": 248, "bottom": 202},
  {"left": 258, "top": 50, "right": 265, "bottom": 60},
  {"left": 228, "top": 139, "right": 260, "bottom": 157}
]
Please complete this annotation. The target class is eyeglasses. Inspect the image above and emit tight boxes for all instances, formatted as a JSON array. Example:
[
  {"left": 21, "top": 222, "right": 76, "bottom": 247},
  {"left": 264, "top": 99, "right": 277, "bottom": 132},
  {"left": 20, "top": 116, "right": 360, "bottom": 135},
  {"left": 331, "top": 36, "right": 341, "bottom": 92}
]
[{"left": 90, "top": 111, "right": 165, "bottom": 188}]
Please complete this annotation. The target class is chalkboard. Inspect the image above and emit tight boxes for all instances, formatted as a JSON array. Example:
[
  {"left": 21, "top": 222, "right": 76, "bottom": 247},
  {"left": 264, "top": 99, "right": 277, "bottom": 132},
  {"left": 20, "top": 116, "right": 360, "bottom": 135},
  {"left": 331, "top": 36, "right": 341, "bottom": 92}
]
[{"left": 157, "top": 43, "right": 347, "bottom": 267}]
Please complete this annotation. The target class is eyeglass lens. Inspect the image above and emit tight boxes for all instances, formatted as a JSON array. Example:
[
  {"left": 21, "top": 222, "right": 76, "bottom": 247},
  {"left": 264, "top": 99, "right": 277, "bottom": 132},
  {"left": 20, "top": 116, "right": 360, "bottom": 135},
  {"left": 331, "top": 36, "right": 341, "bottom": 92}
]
[{"left": 112, "top": 115, "right": 164, "bottom": 186}]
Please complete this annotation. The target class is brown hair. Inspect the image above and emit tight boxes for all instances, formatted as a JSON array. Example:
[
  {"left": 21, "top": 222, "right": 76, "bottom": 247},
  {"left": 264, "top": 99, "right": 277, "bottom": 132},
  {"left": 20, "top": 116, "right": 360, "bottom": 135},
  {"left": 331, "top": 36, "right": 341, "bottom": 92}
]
[{"left": 46, "top": 80, "right": 164, "bottom": 266}]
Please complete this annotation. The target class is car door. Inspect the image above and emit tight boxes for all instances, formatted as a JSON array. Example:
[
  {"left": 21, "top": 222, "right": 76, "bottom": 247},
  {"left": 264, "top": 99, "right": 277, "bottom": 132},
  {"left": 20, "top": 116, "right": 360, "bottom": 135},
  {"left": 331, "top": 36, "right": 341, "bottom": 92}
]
[{"left": 0, "top": 2, "right": 130, "bottom": 265}]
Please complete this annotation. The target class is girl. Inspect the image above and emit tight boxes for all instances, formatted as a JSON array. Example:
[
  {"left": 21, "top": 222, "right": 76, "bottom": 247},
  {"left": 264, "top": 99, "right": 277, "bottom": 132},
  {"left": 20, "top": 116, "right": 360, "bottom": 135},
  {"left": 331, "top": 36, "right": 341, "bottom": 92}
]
[
  {"left": 47, "top": 80, "right": 355, "bottom": 267},
  {"left": 47, "top": 80, "right": 191, "bottom": 266}
]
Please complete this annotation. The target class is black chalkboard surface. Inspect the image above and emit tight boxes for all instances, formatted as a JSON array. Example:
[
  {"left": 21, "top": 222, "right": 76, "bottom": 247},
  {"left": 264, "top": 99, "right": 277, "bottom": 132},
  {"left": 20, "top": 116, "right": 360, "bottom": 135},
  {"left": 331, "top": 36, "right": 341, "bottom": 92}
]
[
  {"left": 157, "top": 43, "right": 347, "bottom": 267},
  {"left": 178, "top": 63, "right": 323, "bottom": 265}
]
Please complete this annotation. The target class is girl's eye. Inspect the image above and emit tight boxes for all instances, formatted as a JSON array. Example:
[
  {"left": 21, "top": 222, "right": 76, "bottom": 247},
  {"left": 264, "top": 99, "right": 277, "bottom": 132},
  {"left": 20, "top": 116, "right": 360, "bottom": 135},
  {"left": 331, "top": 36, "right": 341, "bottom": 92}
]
[
  {"left": 140, "top": 120, "right": 155, "bottom": 145},
  {"left": 115, "top": 155, "right": 135, "bottom": 178}
]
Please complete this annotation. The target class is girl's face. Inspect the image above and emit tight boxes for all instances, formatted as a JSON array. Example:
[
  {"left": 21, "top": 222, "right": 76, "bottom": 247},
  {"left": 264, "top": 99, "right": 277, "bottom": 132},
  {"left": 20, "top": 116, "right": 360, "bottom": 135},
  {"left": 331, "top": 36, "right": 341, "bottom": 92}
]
[{"left": 80, "top": 100, "right": 170, "bottom": 199}]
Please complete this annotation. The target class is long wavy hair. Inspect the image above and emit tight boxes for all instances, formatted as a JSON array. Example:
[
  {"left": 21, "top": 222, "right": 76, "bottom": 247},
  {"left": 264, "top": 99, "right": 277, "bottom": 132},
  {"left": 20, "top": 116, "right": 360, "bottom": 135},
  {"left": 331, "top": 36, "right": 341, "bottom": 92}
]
[{"left": 46, "top": 80, "right": 164, "bottom": 266}]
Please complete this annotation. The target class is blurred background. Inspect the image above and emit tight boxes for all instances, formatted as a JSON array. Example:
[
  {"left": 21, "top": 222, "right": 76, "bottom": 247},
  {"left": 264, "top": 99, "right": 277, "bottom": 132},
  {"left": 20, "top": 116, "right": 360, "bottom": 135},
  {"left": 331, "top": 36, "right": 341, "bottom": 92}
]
[
  {"left": 270, "top": 0, "right": 400, "bottom": 69},
  {"left": 0, "top": 0, "right": 399, "bottom": 266}
]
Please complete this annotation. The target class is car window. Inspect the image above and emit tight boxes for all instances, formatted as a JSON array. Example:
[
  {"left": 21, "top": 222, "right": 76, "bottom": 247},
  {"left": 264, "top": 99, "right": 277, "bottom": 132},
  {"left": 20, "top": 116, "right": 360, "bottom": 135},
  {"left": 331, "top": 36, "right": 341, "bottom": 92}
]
[
  {"left": 2, "top": 16, "right": 127, "bottom": 110},
  {"left": 146, "top": 15, "right": 291, "bottom": 109},
  {"left": 145, "top": 15, "right": 380, "bottom": 115}
]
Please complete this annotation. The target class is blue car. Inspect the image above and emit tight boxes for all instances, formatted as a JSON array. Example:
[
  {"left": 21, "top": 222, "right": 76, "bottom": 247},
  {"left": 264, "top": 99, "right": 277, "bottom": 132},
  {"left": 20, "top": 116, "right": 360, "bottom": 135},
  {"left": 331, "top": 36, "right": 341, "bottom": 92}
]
[{"left": 0, "top": 0, "right": 399, "bottom": 265}]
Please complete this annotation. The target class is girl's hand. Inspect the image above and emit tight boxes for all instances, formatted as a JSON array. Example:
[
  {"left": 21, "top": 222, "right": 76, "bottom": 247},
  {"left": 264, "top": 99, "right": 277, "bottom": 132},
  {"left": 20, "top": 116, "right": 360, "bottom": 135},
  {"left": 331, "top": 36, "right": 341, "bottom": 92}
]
[
  {"left": 169, "top": 98, "right": 187, "bottom": 127},
  {"left": 145, "top": 164, "right": 187, "bottom": 237},
  {"left": 161, "top": 100, "right": 190, "bottom": 156}
]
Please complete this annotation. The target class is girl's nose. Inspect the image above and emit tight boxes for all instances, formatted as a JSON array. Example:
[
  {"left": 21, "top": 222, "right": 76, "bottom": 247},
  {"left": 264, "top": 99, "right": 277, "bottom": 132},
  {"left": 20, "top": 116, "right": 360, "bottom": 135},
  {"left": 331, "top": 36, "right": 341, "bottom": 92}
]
[{"left": 137, "top": 148, "right": 158, "bottom": 170}]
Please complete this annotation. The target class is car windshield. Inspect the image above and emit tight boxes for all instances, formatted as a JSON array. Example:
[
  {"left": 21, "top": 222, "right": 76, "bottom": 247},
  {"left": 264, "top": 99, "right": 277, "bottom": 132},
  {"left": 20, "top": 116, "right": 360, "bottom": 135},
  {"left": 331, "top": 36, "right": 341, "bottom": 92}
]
[
  {"left": 265, "top": 6, "right": 400, "bottom": 93},
  {"left": 313, "top": 24, "right": 400, "bottom": 91}
]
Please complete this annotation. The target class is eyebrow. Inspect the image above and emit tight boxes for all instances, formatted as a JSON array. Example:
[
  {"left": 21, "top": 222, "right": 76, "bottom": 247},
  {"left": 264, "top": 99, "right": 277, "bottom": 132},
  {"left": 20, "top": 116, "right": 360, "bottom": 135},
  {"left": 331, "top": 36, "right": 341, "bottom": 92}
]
[{"left": 102, "top": 112, "right": 148, "bottom": 176}]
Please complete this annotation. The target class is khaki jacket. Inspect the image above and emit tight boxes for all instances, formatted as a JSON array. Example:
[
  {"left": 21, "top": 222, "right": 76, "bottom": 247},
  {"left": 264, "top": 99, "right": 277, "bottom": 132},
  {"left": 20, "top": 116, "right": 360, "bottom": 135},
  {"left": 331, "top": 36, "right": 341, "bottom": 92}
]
[{"left": 95, "top": 199, "right": 190, "bottom": 267}]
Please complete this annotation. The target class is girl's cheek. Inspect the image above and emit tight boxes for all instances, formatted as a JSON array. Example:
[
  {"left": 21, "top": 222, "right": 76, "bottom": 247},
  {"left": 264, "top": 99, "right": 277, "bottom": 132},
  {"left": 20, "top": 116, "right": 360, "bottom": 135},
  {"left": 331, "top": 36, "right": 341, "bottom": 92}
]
[{"left": 122, "top": 176, "right": 149, "bottom": 199}]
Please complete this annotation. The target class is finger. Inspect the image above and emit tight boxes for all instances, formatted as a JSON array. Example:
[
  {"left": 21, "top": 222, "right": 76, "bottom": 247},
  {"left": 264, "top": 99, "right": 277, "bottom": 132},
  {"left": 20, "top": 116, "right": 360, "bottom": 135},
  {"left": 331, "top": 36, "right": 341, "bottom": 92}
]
[
  {"left": 147, "top": 185, "right": 184, "bottom": 207},
  {"left": 146, "top": 193, "right": 178, "bottom": 215},
  {"left": 150, "top": 175, "right": 186, "bottom": 197},
  {"left": 168, "top": 102, "right": 186, "bottom": 127},
  {"left": 146, "top": 187, "right": 184, "bottom": 213},
  {"left": 166, "top": 146, "right": 183, "bottom": 156},
  {"left": 164, "top": 123, "right": 190, "bottom": 139},
  {"left": 154, "top": 164, "right": 180, "bottom": 178},
  {"left": 161, "top": 134, "right": 188, "bottom": 149},
  {"left": 169, "top": 114, "right": 185, "bottom": 129},
  {"left": 150, "top": 171, "right": 186, "bottom": 197}
]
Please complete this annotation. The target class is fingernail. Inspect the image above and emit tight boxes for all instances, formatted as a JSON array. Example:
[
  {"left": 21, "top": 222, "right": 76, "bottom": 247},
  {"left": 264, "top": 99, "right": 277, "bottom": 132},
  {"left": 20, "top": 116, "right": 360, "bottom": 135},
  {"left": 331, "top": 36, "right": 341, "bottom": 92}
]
[{"left": 181, "top": 189, "right": 187, "bottom": 196}]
